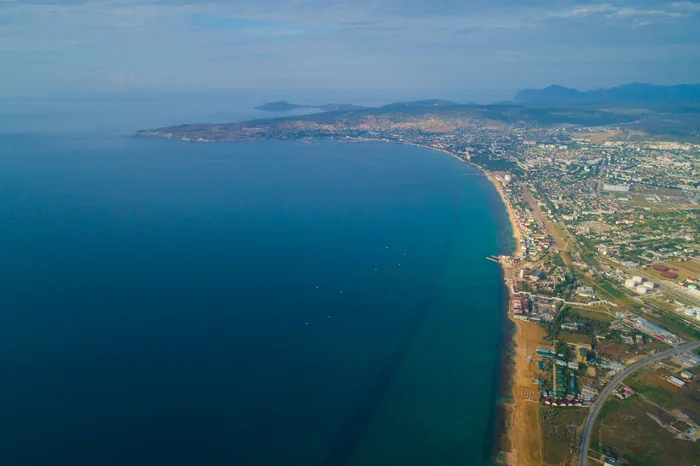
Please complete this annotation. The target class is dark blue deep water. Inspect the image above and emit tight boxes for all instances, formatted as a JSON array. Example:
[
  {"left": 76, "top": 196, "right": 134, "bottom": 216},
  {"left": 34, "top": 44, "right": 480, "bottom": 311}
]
[{"left": 0, "top": 133, "right": 512, "bottom": 466}]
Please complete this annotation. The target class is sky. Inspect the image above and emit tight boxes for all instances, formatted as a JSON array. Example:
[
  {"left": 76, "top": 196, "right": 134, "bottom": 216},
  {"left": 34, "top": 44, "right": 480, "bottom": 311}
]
[{"left": 1, "top": 0, "right": 700, "bottom": 98}]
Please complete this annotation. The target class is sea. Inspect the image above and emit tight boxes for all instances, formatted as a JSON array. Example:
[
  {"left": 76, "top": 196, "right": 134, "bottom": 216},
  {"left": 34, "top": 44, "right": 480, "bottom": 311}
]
[{"left": 0, "top": 93, "right": 514, "bottom": 466}]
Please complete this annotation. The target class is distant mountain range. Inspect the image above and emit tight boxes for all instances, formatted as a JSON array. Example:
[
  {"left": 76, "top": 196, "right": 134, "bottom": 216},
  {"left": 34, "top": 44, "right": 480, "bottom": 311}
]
[
  {"left": 255, "top": 101, "right": 367, "bottom": 112},
  {"left": 515, "top": 83, "right": 700, "bottom": 106},
  {"left": 262, "top": 85, "right": 700, "bottom": 111}
]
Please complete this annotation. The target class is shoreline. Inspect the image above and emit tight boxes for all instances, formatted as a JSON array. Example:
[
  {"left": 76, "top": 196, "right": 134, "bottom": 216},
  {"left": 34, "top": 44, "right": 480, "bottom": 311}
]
[
  {"left": 484, "top": 169, "right": 544, "bottom": 465},
  {"left": 399, "top": 140, "right": 540, "bottom": 465},
  {"left": 337, "top": 138, "right": 540, "bottom": 463},
  {"left": 378, "top": 139, "right": 538, "bottom": 464}
]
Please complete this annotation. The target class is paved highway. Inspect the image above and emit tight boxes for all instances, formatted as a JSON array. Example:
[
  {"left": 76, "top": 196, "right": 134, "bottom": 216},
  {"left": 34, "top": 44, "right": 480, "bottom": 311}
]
[{"left": 578, "top": 340, "right": 700, "bottom": 466}]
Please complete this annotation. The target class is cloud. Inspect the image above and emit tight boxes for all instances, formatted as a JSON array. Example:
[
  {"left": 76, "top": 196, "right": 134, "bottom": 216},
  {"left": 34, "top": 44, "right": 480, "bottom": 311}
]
[
  {"left": 0, "top": 0, "right": 699, "bottom": 94},
  {"left": 670, "top": 1, "right": 700, "bottom": 10},
  {"left": 547, "top": 4, "right": 616, "bottom": 18},
  {"left": 546, "top": 2, "right": 694, "bottom": 21},
  {"left": 607, "top": 8, "right": 685, "bottom": 18}
]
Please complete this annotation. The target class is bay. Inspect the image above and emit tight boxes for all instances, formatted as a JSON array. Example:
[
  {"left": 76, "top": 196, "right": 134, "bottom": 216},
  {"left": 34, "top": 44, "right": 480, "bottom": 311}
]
[{"left": 0, "top": 134, "right": 511, "bottom": 465}]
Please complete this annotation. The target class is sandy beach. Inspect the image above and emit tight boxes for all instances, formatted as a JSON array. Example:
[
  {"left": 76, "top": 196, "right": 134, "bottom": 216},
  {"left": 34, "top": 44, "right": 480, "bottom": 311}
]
[
  {"left": 485, "top": 172, "right": 523, "bottom": 247},
  {"left": 485, "top": 173, "right": 546, "bottom": 465},
  {"left": 506, "top": 321, "right": 547, "bottom": 465}
]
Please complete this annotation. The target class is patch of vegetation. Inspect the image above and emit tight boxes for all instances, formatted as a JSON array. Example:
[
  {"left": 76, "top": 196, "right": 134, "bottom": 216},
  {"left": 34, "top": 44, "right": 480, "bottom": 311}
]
[
  {"left": 596, "top": 371, "right": 700, "bottom": 465},
  {"left": 541, "top": 407, "right": 587, "bottom": 465},
  {"left": 570, "top": 308, "right": 614, "bottom": 323}
]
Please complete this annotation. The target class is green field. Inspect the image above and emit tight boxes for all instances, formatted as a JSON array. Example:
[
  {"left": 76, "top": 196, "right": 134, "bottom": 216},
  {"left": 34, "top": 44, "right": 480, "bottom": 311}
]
[
  {"left": 570, "top": 308, "right": 615, "bottom": 322},
  {"left": 558, "top": 331, "right": 592, "bottom": 344},
  {"left": 625, "top": 369, "right": 700, "bottom": 424},
  {"left": 592, "top": 394, "right": 700, "bottom": 465}
]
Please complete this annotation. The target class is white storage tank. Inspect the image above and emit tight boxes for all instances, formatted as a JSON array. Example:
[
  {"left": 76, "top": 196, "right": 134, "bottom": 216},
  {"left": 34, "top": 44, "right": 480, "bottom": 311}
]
[
  {"left": 636, "top": 285, "right": 648, "bottom": 294},
  {"left": 632, "top": 276, "right": 644, "bottom": 285},
  {"left": 625, "top": 279, "right": 637, "bottom": 288}
]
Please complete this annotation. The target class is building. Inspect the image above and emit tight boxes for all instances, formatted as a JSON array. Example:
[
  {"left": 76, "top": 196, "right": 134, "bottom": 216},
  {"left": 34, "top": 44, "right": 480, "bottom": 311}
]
[
  {"left": 603, "top": 184, "right": 630, "bottom": 193},
  {"left": 680, "top": 370, "right": 693, "bottom": 380},
  {"left": 667, "top": 376, "right": 686, "bottom": 388},
  {"left": 614, "top": 385, "right": 636, "bottom": 400},
  {"left": 561, "top": 322, "right": 579, "bottom": 331},
  {"left": 624, "top": 275, "right": 644, "bottom": 288},
  {"left": 672, "top": 352, "right": 700, "bottom": 368},
  {"left": 602, "top": 362, "right": 626, "bottom": 371},
  {"left": 582, "top": 385, "right": 599, "bottom": 400},
  {"left": 576, "top": 286, "right": 596, "bottom": 298},
  {"left": 623, "top": 315, "right": 681, "bottom": 345}
]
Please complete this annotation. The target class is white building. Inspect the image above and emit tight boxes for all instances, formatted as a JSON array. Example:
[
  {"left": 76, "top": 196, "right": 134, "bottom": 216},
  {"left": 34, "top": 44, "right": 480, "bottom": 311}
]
[{"left": 603, "top": 184, "right": 630, "bottom": 193}]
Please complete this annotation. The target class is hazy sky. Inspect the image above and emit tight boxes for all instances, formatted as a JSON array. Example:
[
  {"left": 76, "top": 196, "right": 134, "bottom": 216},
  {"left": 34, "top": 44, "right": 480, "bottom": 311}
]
[{"left": 2, "top": 0, "right": 699, "bottom": 96}]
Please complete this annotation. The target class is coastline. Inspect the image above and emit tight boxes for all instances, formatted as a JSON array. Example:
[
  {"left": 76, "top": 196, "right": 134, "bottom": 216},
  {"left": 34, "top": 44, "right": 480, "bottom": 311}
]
[
  {"left": 407, "top": 141, "right": 542, "bottom": 465},
  {"left": 482, "top": 167, "right": 542, "bottom": 465},
  {"left": 484, "top": 173, "right": 523, "bottom": 248},
  {"left": 330, "top": 138, "right": 535, "bottom": 464},
  {"left": 345, "top": 138, "right": 542, "bottom": 464},
  {"left": 395, "top": 140, "right": 541, "bottom": 465},
  {"left": 487, "top": 172, "right": 545, "bottom": 465}
]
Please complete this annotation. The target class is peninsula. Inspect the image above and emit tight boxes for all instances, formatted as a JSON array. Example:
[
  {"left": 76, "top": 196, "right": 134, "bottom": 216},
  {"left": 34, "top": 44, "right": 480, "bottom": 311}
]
[{"left": 137, "top": 85, "right": 700, "bottom": 466}]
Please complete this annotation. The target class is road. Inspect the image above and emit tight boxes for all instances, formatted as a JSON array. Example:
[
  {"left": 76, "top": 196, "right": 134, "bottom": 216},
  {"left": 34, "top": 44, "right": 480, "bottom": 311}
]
[
  {"left": 578, "top": 340, "right": 700, "bottom": 466},
  {"left": 521, "top": 186, "right": 548, "bottom": 232}
]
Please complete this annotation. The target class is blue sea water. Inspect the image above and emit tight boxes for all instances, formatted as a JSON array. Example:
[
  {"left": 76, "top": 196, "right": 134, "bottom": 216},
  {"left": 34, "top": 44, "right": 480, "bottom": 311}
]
[{"left": 0, "top": 114, "right": 512, "bottom": 465}]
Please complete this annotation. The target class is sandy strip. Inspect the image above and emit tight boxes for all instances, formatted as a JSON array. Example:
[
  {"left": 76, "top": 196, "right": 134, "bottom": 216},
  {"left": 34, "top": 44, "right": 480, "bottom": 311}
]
[
  {"left": 505, "top": 321, "right": 547, "bottom": 465},
  {"left": 480, "top": 170, "right": 545, "bottom": 464},
  {"left": 485, "top": 174, "right": 544, "bottom": 465}
]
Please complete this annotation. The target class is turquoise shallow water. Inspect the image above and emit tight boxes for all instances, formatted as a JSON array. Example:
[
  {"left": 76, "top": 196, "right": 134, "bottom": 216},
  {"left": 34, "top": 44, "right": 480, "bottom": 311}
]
[{"left": 0, "top": 134, "right": 511, "bottom": 465}]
